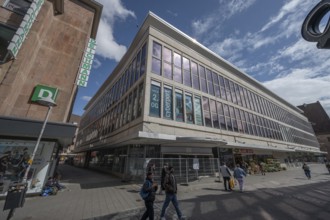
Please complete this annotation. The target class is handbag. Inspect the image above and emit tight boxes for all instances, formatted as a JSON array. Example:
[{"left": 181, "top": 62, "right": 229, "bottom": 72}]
[{"left": 229, "top": 177, "right": 235, "bottom": 189}]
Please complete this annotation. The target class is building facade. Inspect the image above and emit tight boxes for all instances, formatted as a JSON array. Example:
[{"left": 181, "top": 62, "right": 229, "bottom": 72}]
[
  {"left": 0, "top": 0, "right": 102, "bottom": 195},
  {"left": 75, "top": 12, "right": 321, "bottom": 180},
  {"left": 298, "top": 101, "right": 330, "bottom": 161}
]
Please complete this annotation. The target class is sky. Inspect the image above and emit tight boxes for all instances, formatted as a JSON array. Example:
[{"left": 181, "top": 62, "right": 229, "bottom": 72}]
[{"left": 72, "top": 0, "right": 330, "bottom": 118}]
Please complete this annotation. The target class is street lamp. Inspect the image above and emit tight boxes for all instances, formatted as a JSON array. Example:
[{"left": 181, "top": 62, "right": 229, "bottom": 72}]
[{"left": 22, "top": 97, "right": 57, "bottom": 183}]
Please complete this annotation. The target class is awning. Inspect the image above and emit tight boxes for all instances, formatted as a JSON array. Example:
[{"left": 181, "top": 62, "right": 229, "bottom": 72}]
[
  {"left": 225, "top": 141, "right": 296, "bottom": 152},
  {"left": 0, "top": 116, "right": 77, "bottom": 146}
]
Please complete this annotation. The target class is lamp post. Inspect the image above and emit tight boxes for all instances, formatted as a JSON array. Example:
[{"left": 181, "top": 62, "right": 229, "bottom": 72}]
[{"left": 22, "top": 97, "right": 57, "bottom": 183}]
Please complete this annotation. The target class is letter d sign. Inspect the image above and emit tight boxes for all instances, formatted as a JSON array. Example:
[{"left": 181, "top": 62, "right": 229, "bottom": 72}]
[{"left": 31, "top": 85, "right": 59, "bottom": 102}]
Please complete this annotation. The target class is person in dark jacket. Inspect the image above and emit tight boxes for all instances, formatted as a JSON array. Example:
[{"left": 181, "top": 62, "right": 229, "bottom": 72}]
[
  {"left": 141, "top": 172, "right": 158, "bottom": 220},
  {"left": 160, "top": 166, "right": 184, "bottom": 220},
  {"left": 159, "top": 163, "right": 168, "bottom": 195},
  {"left": 302, "top": 163, "right": 311, "bottom": 179}
]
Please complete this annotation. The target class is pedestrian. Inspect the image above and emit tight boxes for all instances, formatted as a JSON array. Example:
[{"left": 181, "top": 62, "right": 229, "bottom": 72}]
[
  {"left": 141, "top": 172, "right": 158, "bottom": 220},
  {"left": 302, "top": 163, "right": 311, "bottom": 179},
  {"left": 233, "top": 164, "right": 247, "bottom": 192},
  {"left": 159, "top": 163, "right": 168, "bottom": 195},
  {"left": 160, "top": 166, "right": 184, "bottom": 220},
  {"left": 219, "top": 162, "right": 232, "bottom": 191},
  {"left": 259, "top": 162, "right": 265, "bottom": 175}
]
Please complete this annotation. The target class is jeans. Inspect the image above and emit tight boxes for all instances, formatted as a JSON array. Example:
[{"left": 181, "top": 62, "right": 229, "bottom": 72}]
[
  {"left": 304, "top": 170, "right": 311, "bottom": 179},
  {"left": 236, "top": 178, "right": 244, "bottom": 192},
  {"left": 223, "top": 176, "right": 231, "bottom": 190},
  {"left": 160, "top": 193, "right": 182, "bottom": 219},
  {"left": 141, "top": 200, "right": 154, "bottom": 220}
]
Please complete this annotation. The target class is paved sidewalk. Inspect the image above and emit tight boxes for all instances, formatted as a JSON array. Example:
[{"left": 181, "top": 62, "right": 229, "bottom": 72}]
[{"left": 0, "top": 163, "right": 329, "bottom": 220}]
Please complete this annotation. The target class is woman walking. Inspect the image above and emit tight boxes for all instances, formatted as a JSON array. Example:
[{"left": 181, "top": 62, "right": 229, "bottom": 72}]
[{"left": 233, "top": 164, "right": 247, "bottom": 192}]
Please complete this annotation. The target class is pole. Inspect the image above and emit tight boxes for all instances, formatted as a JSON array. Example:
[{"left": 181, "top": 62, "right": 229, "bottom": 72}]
[{"left": 22, "top": 106, "right": 53, "bottom": 183}]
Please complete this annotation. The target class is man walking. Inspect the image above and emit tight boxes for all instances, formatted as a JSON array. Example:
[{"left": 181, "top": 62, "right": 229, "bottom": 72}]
[
  {"left": 159, "top": 163, "right": 168, "bottom": 195},
  {"left": 220, "top": 162, "right": 232, "bottom": 191},
  {"left": 160, "top": 166, "right": 184, "bottom": 220},
  {"left": 302, "top": 163, "right": 311, "bottom": 179}
]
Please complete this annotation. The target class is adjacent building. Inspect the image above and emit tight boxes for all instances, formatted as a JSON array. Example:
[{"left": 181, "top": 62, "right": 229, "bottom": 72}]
[
  {"left": 75, "top": 12, "right": 322, "bottom": 180},
  {"left": 0, "top": 0, "right": 102, "bottom": 195},
  {"left": 298, "top": 101, "right": 330, "bottom": 161}
]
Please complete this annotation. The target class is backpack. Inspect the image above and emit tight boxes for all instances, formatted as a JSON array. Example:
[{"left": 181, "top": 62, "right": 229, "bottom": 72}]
[{"left": 139, "top": 180, "right": 151, "bottom": 200}]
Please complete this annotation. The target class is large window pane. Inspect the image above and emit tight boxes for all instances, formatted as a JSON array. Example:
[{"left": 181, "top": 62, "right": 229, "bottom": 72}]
[
  {"left": 163, "top": 47, "right": 172, "bottom": 62},
  {"left": 191, "top": 62, "right": 200, "bottom": 90},
  {"left": 152, "top": 41, "right": 162, "bottom": 58},
  {"left": 185, "top": 94, "right": 194, "bottom": 124},
  {"left": 173, "top": 67, "right": 182, "bottom": 83},
  {"left": 151, "top": 57, "right": 161, "bottom": 75},
  {"left": 206, "top": 69, "right": 214, "bottom": 95},
  {"left": 194, "top": 96, "right": 203, "bottom": 125},
  {"left": 163, "top": 87, "right": 173, "bottom": 119},
  {"left": 200, "top": 66, "right": 207, "bottom": 93},
  {"left": 175, "top": 91, "right": 184, "bottom": 122},
  {"left": 137, "top": 83, "right": 144, "bottom": 117},
  {"left": 203, "top": 97, "right": 212, "bottom": 127},
  {"left": 173, "top": 52, "right": 182, "bottom": 67},
  {"left": 140, "top": 43, "right": 147, "bottom": 76},
  {"left": 149, "top": 83, "right": 161, "bottom": 117},
  {"left": 164, "top": 63, "right": 172, "bottom": 79},
  {"left": 210, "top": 100, "right": 219, "bottom": 128}
]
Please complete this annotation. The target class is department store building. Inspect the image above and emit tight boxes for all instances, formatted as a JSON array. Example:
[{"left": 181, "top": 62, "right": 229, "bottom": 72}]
[{"left": 75, "top": 12, "right": 322, "bottom": 179}]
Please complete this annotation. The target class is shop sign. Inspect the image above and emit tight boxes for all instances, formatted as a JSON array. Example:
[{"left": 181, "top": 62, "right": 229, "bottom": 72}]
[
  {"left": 7, "top": 0, "right": 44, "bottom": 58},
  {"left": 31, "top": 84, "right": 58, "bottom": 102},
  {"left": 76, "top": 38, "right": 97, "bottom": 87},
  {"left": 163, "top": 88, "right": 172, "bottom": 119},
  {"left": 150, "top": 84, "right": 160, "bottom": 116}
]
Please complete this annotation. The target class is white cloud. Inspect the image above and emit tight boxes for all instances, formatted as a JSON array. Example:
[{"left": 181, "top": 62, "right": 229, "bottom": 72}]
[
  {"left": 94, "top": 0, "right": 135, "bottom": 61},
  {"left": 81, "top": 96, "right": 92, "bottom": 102},
  {"left": 93, "top": 58, "right": 102, "bottom": 69}
]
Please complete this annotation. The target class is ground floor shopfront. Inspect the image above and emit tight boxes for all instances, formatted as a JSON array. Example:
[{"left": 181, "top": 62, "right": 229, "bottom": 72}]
[
  {"left": 0, "top": 116, "right": 76, "bottom": 196},
  {"left": 73, "top": 143, "right": 318, "bottom": 182}
]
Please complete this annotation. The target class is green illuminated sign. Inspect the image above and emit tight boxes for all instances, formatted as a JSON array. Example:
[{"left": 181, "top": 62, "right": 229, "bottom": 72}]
[{"left": 31, "top": 85, "right": 58, "bottom": 102}]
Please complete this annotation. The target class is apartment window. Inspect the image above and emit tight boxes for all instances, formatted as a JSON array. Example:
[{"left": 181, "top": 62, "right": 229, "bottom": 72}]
[
  {"left": 194, "top": 96, "right": 203, "bottom": 126},
  {"left": 150, "top": 81, "right": 161, "bottom": 117},
  {"left": 151, "top": 41, "right": 162, "bottom": 75},
  {"left": 219, "top": 76, "right": 227, "bottom": 100},
  {"left": 185, "top": 94, "right": 194, "bottom": 124},
  {"left": 217, "top": 102, "right": 226, "bottom": 130},
  {"left": 0, "top": 24, "right": 16, "bottom": 63},
  {"left": 206, "top": 69, "right": 214, "bottom": 96},
  {"left": 213, "top": 72, "right": 220, "bottom": 98},
  {"left": 175, "top": 90, "right": 184, "bottom": 122},
  {"left": 4, "top": 0, "right": 32, "bottom": 15},
  {"left": 163, "top": 47, "right": 172, "bottom": 79},
  {"left": 163, "top": 86, "right": 173, "bottom": 120}
]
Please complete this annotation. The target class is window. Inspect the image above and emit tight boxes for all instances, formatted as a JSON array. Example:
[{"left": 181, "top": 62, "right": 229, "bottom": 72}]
[
  {"left": 213, "top": 72, "right": 220, "bottom": 98},
  {"left": 185, "top": 94, "right": 194, "bottom": 124},
  {"left": 219, "top": 76, "right": 227, "bottom": 100},
  {"left": 132, "top": 88, "right": 138, "bottom": 120},
  {"left": 149, "top": 82, "right": 161, "bottom": 117},
  {"left": 4, "top": 0, "right": 32, "bottom": 15},
  {"left": 163, "top": 47, "right": 172, "bottom": 79},
  {"left": 137, "top": 83, "right": 144, "bottom": 117},
  {"left": 194, "top": 96, "right": 203, "bottom": 126},
  {"left": 200, "top": 65, "right": 207, "bottom": 93},
  {"left": 203, "top": 97, "right": 212, "bottom": 127},
  {"left": 191, "top": 62, "right": 200, "bottom": 90},
  {"left": 210, "top": 100, "right": 219, "bottom": 129},
  {"left": 151, "top": 41, "right": 162, "bottom": 75},
  {"left": 163, "top": 86, "right": 173, "bottom": 120},
  {"left": 183, "top": 57, "right": 192, "bottom": 87},
  {"left": 173, "top": 52, "right": 182, "bottom": 83},
  {"left": 206, "top": 69, "right": 214, "bottom": 95},
  {"left": 0, "top": 24, "right": 16, "bottom": 63},
  {"left": 175, "top": 90, "right": 184, "bottom": 122},
  {"left": 140, "top": 43, "right": 147, "bottom": 76}
]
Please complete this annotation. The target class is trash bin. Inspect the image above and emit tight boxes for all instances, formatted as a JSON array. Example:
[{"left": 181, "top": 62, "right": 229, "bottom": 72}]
[{"left": 3, "top": 183, "right": 27, "bottom": 211}]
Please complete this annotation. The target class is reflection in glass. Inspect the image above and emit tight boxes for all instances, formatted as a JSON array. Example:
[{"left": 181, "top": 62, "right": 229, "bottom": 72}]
[
  {"left": 194, "top": 97, "right": 203, "bottom": 125},
  {"left": 185, "top": 95, "right": 194, "bottom": 124},
  {"left": 175, "top": 92, "right": 184, "bottom": 122}
]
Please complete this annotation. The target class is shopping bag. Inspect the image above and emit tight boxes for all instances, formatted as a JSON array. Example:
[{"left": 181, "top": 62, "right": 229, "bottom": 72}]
[{"left": 229, "top": 177, "right": 235, "bottom": 189}]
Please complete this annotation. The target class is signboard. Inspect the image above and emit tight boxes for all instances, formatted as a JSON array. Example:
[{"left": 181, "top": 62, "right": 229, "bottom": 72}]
[
  {"left": 31, "top": 85, "right": 58, "bottom": 102},
  {"left": 163, "top": 87, "right": 172, "bottom": 119},
  {"left": 76, "top": 38, "right": 97, "bottom": 87},
  {"left": 149, "top": 84, "right": 160, "bottom": 117},
  {"left": 7, "top": 0, "right": 45, "bottom": 58},
  {"left": 193, "top": 158, "right": 199, "bottom": 170}
]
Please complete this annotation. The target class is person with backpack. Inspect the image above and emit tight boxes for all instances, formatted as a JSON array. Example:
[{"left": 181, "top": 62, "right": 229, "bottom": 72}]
[
  {"left": 302, "top": 163, "right": 311, "bottom": 179},
  {"left": 159, "top": 163, "right": 168, "bottom": 195},
  {"left": 160, "top": 166, "right": 184, "bottom": 220},
  {"left": 140, "top": 172, "right": 158, "bottom": 220}
]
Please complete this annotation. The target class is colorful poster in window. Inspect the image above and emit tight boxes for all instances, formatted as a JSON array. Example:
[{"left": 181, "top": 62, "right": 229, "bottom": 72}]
[
  {"left": 175, "top": 92, "right": 184, "bottom": 122},
  {"left": 163, "top": 87, "right": 173, "bottom": 119},
  {"left": 194, "top": 97, "right": 203, "bottom": 125},
  {"left": 150, "top": 84, "right": 160, "bottom": 117},
  {"left": 185, "top": 95, "right": 194, "bottom": 124}
]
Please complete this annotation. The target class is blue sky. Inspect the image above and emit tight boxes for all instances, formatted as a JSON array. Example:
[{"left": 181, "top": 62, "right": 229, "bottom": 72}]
[{"left": 72, "top": 0, "right": 330, "bottom": 117}]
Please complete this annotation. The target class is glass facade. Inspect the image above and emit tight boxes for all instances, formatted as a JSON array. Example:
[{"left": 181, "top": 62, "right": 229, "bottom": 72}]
[
  {"left": 77, "top": 43, "right": 147, "bottom": 148},
  {"left": 148, "top": 40, "right": 318, "bottom": 148}
]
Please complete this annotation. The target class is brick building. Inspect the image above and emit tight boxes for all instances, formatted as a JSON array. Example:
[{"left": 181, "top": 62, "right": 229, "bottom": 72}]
[{"left": 0, "top": 0, "right": 102, "bottom": 195}]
